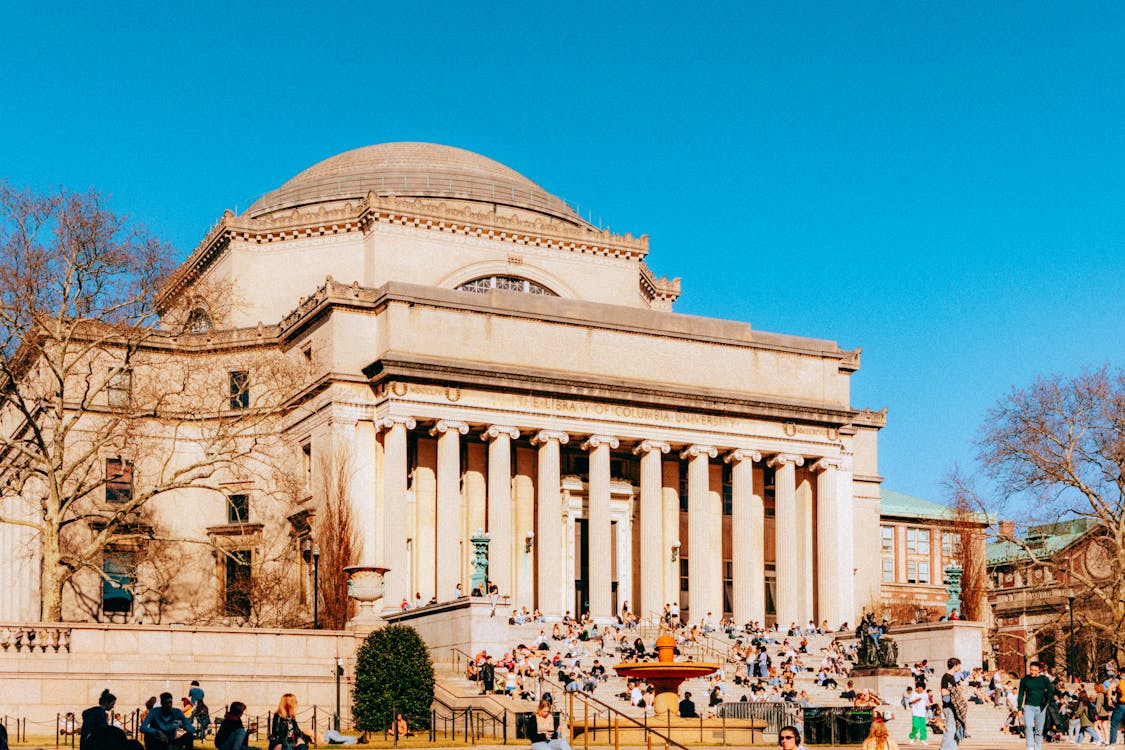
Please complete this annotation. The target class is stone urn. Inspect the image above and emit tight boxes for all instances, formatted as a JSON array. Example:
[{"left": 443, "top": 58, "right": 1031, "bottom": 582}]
[{"left": 344, "top": 565, "right": 389, "bottom": 630}]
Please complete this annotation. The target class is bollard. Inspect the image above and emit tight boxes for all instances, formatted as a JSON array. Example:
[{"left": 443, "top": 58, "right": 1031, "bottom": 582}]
[{"left": 614, "top": 716, "right": 619, "bottom": 750}]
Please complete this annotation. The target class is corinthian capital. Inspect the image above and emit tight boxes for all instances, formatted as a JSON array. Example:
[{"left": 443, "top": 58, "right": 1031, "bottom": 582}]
[
  {"left": 429, "top": 420, "right": 469, "bottom": 437},
  {"left": 767, "top": 453, "right": 805, "bottom": 468},
  {"left": 482, "top": 425, "right": 520, "bottom": 441},
  {"left": 376, "top": 416, "right": 417, "bottom": 432},
  {"left": 724, "top": 448, "right": 762, "bottom": 464},
  {"left": 531, "top": 430, "right": 570, "bottom": 446},
  {"left": 632, "top": 440, "right": 671, "bottom": 456},
  {"left": 679, "top": 444, "right": 718, "bottom": 460},
  {"left": 581, "top": 435, "right": 620, "bottom": 451}
]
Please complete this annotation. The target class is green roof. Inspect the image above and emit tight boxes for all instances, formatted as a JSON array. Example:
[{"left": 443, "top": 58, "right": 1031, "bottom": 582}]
[
  {"left": 880, "top": 488, "right": 989, "bottom": 523},
  {"left": 987, "top": 517, "right": 1097, "bottom": 565}
]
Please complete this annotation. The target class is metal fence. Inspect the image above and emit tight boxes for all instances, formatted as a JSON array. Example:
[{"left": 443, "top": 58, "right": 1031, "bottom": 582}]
[{"left": 717, "top": 703, "right": 877, "bottom": 745}]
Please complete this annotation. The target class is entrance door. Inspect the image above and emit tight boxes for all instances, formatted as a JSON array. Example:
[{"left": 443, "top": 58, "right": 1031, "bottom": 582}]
[{"left": 575, "top": 519, "right": 589, "bottom": 617}]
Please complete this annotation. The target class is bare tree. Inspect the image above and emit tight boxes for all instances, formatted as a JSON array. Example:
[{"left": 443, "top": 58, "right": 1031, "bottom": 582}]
[
  {"left": 316, "top": 451, "right": 361, "bottom": 629},
  {"left": 974, "top": 366, "right": 1125, "bottom": 659},
  {"left": 0, "top": 181, "right": 298, "bottom": 622}
]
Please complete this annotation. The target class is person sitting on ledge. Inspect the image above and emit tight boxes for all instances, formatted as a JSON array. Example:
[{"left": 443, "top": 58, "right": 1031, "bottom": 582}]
[
  {"left": 528, "top": 699, "right": 571, "bottom": 750},
  {"left": 679, "top": 691, "right": 698, "bottom": 718}
]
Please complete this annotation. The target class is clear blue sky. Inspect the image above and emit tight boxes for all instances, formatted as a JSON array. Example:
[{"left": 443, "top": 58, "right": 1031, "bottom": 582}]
[{"left": 3, "top": 1, "right": 1123, "bottom": 504}]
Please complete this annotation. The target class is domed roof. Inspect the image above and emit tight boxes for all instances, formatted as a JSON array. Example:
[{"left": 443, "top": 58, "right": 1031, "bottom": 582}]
[{"left": 245, "top": 142, "right": 588, "bottom": 225}]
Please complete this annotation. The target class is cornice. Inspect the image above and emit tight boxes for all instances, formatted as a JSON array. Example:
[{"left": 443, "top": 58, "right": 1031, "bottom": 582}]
[
  {"left": 161, "top": 193, "right": 651, "bottom": 307},
  {"left": 366, "top": 353, "right": 866, "bottom": 429}
]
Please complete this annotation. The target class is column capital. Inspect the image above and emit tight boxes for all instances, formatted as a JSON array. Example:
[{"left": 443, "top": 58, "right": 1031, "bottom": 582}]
[
  {"left": 482, "top": 425, "right": 520, "bottom": 441},
  {"left": 376, "top": 415, "right": 417, "bottom": 432},
  {"left": 810, "top": 455, "right": 851, "bottom": 472},
  {"left": 531, "top": 429, "right": 570, "bottom": 446},
  {"left": 724, "top": 448, "right": 762, "bottom": 464},
  {"left": 767, "top": 453, "right": 805, "bottom": 468},
  {"left": 632, "top": 440, "right": 671, "bottom": 456},
  {"left": 680, "top": 444, "right": 718, "bottom": 460},
  {"left": 581, "top": 435, "right": 620, "bottom": 451},
  {"left": 429, "top": 420, "right": 469, "bottom": 437}
]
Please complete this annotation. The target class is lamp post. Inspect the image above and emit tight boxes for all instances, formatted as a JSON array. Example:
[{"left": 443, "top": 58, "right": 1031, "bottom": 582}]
[
  {"left": 303, "top": 539, "right": 321, "bottom": 629},
  {"left": 1068, "top": 589, "right": 1075, "bottom": 681},
  {"left": 334, "top": 657, "right": 343, "bottom": 731}
]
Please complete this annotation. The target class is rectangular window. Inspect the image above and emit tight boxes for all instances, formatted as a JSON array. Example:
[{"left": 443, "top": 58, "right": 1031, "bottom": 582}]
[
  {"left": 906, "top": 527, "right": 931, "bottom": 555},
  {"left": 229, "top": 370, "right": 249, "bottom": 409},
  {"left": 679, "top": 557, "right": 689, "bottom": 612},
  {"left": 107, "top": 369, "right": 132, "bottom": 408},
  {"left": 224, "top": 550, "right": 252, "bottom": 617},
  {"left": 105, "top": 458, "right": 134, "bottom": 503},
  {"left": 881, "top": 526, "right": 895, "bottom": 553},
  {"left": 723, "top": 560, "right": 733, "bottom": 614},
  {"left": 882, "top": 557, "right": 895, "bottom": 582},
  {"left": 906, "top": 560, "right": 932, "bottom": 584},
  {"left": 227, "top": 494, "right": 249, "bottom": 523},
  {"left": 721, "top": 463, "right": 733, "bottom": 516},
  {"left": 942, "top": 531, "right": 963, "bottom": 559},
  {"left": 679, "top": 460, "right": 688, "bottom": 512},
  {"left": 102, "top": 551, "right": 135, "bottom": 613}
]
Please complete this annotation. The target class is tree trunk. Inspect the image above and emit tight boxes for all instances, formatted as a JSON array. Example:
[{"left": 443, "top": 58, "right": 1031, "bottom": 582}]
[{"left": 40, "top": 532, "right": 65, "bottom": 622}]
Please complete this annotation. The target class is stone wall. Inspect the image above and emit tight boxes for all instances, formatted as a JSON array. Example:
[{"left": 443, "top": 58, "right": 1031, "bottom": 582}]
[{"left": 0, "top": 623, "right": 362, "bottom": 722}]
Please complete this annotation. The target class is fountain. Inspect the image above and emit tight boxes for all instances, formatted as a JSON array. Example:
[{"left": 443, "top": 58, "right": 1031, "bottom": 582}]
[{"left": 613, "top": 633, "right": 721, "bottom": 715}]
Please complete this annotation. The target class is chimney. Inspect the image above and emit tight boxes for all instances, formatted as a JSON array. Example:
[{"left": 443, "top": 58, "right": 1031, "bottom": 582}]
[{"left": 999, "top": 520, "right": 1015, "bottom": 539}]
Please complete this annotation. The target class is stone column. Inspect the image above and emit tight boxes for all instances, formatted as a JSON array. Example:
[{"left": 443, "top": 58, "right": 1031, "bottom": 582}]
[
  {"left": 431, "top": 420, "right": 468, "bottom": 601},
  {"left": 661, "top": 459, "right": 681, "bottom": 611},
  {"left": 582, "top": 435, "right": 619, "bottom": 619},
  {"left": 483, "top": 425, "right": 519, "bottom": 599},
  {"left": 725, "top": 448, "right": 763, "bottom": 625},
  {"left": 811, "top": 457, "right": 844, "bottom": 627},
  {"left": 378, "top": 416, "right": 416, "bottom": 612},
  {"left": 682, "top": 444, "right": 719, "bottom": 622},
  {"left": 532, "top": 430, "right": 569, "bottom": 617},
  {"left": 634, "top": 440, "right": 670, "bottom": 621},
  {"left": 351, "top": 420, "right": 378, "bottom": 566},
  {"left": 768, "top": 453, "right": 804, "bottom": 629}
]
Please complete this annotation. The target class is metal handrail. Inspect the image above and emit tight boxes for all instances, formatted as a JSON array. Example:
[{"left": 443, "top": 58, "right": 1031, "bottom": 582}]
[{"left": 539, "top": 674, "right": 691, "bottom": 750}]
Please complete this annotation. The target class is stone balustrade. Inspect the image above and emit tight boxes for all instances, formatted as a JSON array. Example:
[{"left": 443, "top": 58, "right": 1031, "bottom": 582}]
[{"left": 0, "top": 624, "right": 72, "bottom": 653}]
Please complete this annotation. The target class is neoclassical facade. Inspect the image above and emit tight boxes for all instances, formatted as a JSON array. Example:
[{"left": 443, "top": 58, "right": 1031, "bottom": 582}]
[{"left": 1, "top": 143, "right": 886, "bottom": 629}]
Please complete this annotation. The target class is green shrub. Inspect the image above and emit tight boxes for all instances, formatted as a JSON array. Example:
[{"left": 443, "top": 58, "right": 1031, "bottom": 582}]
[{"left": 352, "top": 625, "right": 435, "bottom": 731}]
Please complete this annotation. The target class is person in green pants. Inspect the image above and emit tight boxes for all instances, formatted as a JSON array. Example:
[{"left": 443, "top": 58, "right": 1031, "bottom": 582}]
[{"left": 907, "top": 682, "right": 931, "bottom": 744}]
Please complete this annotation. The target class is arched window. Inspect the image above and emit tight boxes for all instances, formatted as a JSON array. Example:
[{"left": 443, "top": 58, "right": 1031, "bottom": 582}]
[
  {"left": 456, "top": 275, "right": 556, "bottom": 296},
  {"left": 185, "top": 307, "right": 213, "bottom": 333}
]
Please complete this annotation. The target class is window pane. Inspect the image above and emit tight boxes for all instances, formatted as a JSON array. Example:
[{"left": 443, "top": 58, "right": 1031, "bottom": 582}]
[
  {"left": 228, "top": 494, "right": 249, "bottom": 523},
  {"left": 919, "top": 561, "right": 931, "bottom": 584},
  {"left": 882, "top": 558, "right": 895, "bottom": 582},
  {"left": 103, "top": 552, "right": 134, "bottom": 613},
  {"left": 106, "top": 458, "right": 134, "bottom": 503},
  {"left": 881, "top": 526, "right": 894, "bottom": 552},
  {"left": 225, "top": 550, "right": 252, "bottom": 617},
  {"left": 229, "top": 370, "right": 250, "bottom": 409}
]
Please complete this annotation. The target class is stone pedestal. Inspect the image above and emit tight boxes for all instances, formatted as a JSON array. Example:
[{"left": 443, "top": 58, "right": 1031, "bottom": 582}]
[{"left": 849, "top": 667, "right": 914, "bottom": 701}]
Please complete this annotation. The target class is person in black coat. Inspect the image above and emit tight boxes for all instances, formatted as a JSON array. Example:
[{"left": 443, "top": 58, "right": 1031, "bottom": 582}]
[{"left": 81, "top": 690, "right": 116, "bottom": 750}]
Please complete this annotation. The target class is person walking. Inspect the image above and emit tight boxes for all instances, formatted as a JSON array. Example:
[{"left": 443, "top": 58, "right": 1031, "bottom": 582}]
[
  {"left": 907, "top": 682, "right": 930, "bottom": 744},
  {"left": 1017, "top": 661, "right": 1054, "bottom": 750},
  {"left": 939, "top": 658, "right": 966, "bottom": 750}
]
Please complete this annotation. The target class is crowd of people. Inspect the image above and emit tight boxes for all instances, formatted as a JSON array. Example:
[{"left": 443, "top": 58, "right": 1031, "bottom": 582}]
[{"left": 72, "top": 685, "right": 357, "bottom": 750}]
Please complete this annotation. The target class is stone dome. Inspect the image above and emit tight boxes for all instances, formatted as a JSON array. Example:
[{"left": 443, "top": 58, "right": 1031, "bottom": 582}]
[{"left": 245, "top": 142, "right": 588, "bottom": 225}]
